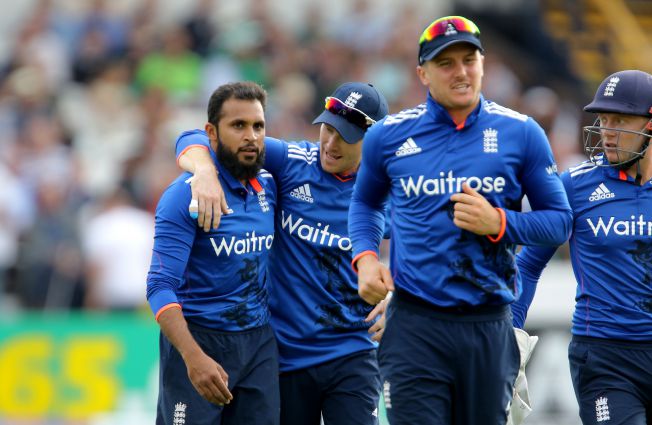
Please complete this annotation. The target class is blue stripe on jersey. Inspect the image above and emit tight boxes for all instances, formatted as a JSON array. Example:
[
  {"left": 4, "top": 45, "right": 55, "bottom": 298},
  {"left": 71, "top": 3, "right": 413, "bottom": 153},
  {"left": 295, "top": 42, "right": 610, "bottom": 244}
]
[
  {"left": 146, "top": 155, "right": 277, "bottom": 331},
  {"left": 350, "top": 93, "right": 572, "bottom": 308},
  {"left": 176, "top": 132, "right": 381, "bottom": 372}
]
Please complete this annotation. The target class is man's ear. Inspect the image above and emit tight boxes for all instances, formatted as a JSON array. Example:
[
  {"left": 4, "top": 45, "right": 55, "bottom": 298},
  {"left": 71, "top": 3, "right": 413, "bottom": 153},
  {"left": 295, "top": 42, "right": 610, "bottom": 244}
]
[
  {"left": 205, "top": 122, "right": 218, "bottom": 139},
  {"left": 205, "top": 122, "right": 219, "bottom": 150}
]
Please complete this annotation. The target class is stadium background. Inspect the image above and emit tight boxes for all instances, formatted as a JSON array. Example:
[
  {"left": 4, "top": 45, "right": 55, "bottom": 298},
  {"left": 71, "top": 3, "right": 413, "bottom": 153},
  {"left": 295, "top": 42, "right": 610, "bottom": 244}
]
[{"left": 0, "top": 0, "right": 650, "bottom": 423}]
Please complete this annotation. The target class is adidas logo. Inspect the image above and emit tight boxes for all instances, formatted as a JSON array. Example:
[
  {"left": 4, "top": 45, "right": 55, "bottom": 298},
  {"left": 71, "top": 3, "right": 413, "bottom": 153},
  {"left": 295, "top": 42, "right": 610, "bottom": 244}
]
[
  {"left": 290, "top": 183, "right": 314, "bottom": 203},
  {"left": 589, "top": 183, "right": 615, "bottom": 202},
  {"left": 395, "top": 137, "right": 422, "bottom": 157}
]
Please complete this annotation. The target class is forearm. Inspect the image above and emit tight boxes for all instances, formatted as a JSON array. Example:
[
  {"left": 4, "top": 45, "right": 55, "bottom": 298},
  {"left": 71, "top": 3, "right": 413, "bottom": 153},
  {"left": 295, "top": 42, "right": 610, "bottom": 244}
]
[
  {"left": 178, "top": 147, "right": 215, "bottom": 175},
  {"left": 157, "top": 306, "right": 204, "bottom": 362},
  {"left": 503, "top": 208, "right": 572, "bottom": 246},
  {"left": 511, "top": 245, "right": 557, "bottom": 328},
  {"left": 349, "top": 196, "right": 386, "bottom": 259}
]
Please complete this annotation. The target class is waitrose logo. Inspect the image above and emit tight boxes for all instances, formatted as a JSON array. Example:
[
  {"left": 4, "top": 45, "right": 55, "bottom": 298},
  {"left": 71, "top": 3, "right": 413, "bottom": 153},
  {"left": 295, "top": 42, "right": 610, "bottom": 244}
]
[
  {"left": 210, "top": 232, "right": 274, "bottom": 256},
  {"left": 400, "top": 171, "right": 506, "bottom": 197},
  {"left": 587, "top": 215, "right": 652, "bottom": 237}
]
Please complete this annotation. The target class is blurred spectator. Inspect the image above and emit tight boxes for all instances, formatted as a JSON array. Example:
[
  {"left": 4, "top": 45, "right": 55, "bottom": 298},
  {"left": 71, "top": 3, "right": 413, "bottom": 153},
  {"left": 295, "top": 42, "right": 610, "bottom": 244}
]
[
  {"left": 0, "top": 162, "right": 33, "bottom": 297},
  {"left": 77, "top": 0, "right": 130, "bottom": 57},
  {"left": 183, "top": 0, "right": 217, "bottom": 57},
  {"left": 14, "top": 177, "right": 85, "bottom": 309},
  {"left": 135, "top": 25, "right": 201, "bottom": 102},
  {"left": 58, "top": 59, "right": 141, "bottom": 197},
  {"left": 81, "top": 186, "right": 154, "bottom": 311},
  {"left": 71, "top": 26, "right": 115, "bottom": 84},
  {"left": 520, "top": 86, "right": 583, "bottom": 172}
]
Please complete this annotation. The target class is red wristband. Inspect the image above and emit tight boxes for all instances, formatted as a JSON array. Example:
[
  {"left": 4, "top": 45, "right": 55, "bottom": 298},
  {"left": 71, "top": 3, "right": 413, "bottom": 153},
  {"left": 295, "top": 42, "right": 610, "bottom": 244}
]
[
  {"left": 351, "top": 251, "right": 378, "bottom": 273},
  {"left": 487, "top": 208, "right": 506, "bottom": 243}
]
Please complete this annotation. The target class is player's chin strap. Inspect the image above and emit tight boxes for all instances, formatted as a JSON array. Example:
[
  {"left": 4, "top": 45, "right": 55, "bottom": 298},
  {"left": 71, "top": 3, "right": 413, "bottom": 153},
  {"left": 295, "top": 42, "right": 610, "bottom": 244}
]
[{"left": 634, "top": 161, "right": 642, "bottom": 185}]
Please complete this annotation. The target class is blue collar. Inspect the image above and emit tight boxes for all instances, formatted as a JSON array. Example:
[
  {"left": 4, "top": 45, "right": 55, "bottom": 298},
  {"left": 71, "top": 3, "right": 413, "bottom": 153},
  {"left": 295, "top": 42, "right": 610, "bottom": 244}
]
[{"left": 425, "top": 91, "right": 484, "bottom": 130}]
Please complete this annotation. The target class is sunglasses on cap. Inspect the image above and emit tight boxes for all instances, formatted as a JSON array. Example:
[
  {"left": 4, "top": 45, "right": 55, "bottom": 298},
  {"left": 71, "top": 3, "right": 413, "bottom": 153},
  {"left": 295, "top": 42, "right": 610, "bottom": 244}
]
[
  {"left": 418, "top": 15, "right": 481, "bottom": 45},
  {"left": 324, "top": 97, "right": 377, "bottom": 129}
]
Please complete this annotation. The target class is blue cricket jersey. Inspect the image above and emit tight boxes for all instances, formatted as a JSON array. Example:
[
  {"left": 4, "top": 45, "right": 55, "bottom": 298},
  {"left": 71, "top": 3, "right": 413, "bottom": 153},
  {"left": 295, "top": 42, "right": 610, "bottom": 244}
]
[
  {"left": 349, "top": 93, "right": 572, "bottom": 308},
  {"left": 176, "top": 131, "right": 380, "bottom": 372},
  {"left": 512, "top": 155, "right": 652, "bottom": 340},
  {"left": 146, "top": 153, "right": 276, "bottom": 332}
]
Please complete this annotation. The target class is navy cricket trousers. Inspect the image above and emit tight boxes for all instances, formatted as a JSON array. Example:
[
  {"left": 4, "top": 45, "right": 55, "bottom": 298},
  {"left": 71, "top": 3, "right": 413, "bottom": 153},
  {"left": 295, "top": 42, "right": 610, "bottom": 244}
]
[
  {"left": 378, "top": 291, "right": 519, "bottom": 425},
  {"left": 569, "top": 335, "right": 652, "bottom": 425},
  {"left": 156, "top": 323, "right": 279, "bottom": 425}
]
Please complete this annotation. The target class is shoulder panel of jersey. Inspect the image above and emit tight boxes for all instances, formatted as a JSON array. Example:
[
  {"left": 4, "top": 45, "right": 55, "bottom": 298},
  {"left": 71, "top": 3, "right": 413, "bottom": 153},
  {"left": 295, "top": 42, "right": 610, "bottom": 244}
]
[
  {"left": 569, "top": 158, "right": 601, "bottom": 178},
  {"left": 482, "top": 100, "right": 529, "bottom": 122},
  {"left": 286, "top": 140, "right": 319, "bottom": 165},
  {"left": 383, "top": 103, "right": 428, "bottom": 126}
]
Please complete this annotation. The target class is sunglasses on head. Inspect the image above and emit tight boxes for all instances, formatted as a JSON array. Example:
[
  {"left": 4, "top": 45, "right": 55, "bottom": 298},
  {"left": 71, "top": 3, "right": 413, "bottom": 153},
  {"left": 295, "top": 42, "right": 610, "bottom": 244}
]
[
  {"left": 418, "top": 15, "right": 481, "bottom": 45},
  {"left": 324, "top": 97, "right": 376, "bottom": 129}
]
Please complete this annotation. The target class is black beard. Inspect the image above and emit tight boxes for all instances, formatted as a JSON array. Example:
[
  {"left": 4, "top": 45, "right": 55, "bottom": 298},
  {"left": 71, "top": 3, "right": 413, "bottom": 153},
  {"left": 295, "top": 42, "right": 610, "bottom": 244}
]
[{"left": 216, "top": 140, "right": 265, "bottom": 181}]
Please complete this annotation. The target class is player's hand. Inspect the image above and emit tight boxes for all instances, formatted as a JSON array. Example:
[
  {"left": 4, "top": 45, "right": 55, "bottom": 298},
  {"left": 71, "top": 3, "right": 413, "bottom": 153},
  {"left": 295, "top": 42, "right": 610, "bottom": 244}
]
[
  {"left": 185, "top": 350, "right": 233, "bottom": 405},
  {"left": 357, "top": 255, "right": 394, "bottom": 305},
  {"left": 449, "top": 182, "right": 501, "bottom": 236},
  {"left": 365, "top": 298, "right": 388, "bottom": 342},
  {"left": 189, "top": 166, "right": 230, "bottom": 232}
]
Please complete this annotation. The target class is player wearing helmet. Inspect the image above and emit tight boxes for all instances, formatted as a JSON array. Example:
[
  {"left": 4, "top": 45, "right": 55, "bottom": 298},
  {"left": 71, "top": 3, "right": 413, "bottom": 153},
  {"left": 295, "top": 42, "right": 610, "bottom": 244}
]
[{"left": 512, "top": 70, "right": 652, "bottom": 425}]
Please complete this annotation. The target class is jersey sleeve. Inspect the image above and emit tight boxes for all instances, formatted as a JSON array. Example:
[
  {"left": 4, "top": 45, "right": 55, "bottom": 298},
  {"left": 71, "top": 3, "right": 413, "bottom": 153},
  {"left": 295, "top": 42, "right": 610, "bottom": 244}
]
[
  {"left": 261, "top": 137, "right": 288, "bottom": 176},
  {"left": 511, "top": 245, "right": 557, "bottom": 328},
  {"left": 511, "top": 170, "right": 575, "bottom": 328},
  {"left": 146, "top": 177, "right": 196, "bottom": 318},
  {"left": 502, "top": 119, "right": 572, "bottom": 246},
  {"left": 175, "top": 129, "right": 215, "bottom": 163},
  {"left": 349, "top": 122, "right": 391, "bottom": 259}
]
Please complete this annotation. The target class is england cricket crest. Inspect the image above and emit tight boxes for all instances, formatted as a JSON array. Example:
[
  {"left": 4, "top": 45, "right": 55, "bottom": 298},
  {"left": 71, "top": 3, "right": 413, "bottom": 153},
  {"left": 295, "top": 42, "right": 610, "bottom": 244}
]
[{"left": 257, "top": 190, "right": 270, "bottom": 212}]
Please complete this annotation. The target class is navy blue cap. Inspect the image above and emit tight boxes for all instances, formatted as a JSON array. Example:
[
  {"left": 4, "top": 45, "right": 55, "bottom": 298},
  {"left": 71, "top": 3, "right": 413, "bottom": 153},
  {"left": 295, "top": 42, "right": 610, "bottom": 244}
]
[
  {"left": 312, "top": 82, "right": 389, "bottom": 144},
  {"left": 584, "top": 70, "right": 652, "bottom": 117}
]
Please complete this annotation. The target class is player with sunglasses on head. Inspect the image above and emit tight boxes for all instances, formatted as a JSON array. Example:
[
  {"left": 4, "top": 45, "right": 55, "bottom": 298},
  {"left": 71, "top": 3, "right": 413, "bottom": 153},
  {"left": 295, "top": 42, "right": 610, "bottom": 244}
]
[
  {"left": 348, "top": 16, "right": 572, "bottom": 424},
  {"left": 175, "top": 82, "right": 389, "bottom": 425},
  {"left": 512, "top": 70, "right": 652, "bottom": 425}
]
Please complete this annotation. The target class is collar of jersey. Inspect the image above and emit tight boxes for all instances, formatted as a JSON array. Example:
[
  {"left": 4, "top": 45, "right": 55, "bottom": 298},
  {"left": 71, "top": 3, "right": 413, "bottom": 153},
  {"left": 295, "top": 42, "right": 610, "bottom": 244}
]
[
  {"left": 333, "top": 171, "right": 356, "bottom": 182},
  {"left": 215, "top": 158, "right": 263, "bottom": 193},
  {"left": 601, "top": 163, "right": 652, "bottom": 185},
  {"left": 426, "top": 92, "right": 483, "bottom": 129}
]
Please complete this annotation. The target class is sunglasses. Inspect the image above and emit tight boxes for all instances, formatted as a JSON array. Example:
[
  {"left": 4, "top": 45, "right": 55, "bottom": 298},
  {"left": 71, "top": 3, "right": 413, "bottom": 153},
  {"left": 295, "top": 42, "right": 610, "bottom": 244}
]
[
  {"left": 418, "top": 15, "right": 481, "bottom": 45},
  {"left": 324, "top": 97, "right": 376, "bottom": 129}
]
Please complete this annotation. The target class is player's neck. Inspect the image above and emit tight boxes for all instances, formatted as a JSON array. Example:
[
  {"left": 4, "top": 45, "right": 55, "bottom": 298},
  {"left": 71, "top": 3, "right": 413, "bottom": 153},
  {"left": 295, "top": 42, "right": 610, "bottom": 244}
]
[{"left": 625, "top": 154, "right": 651, "bottom": 184}]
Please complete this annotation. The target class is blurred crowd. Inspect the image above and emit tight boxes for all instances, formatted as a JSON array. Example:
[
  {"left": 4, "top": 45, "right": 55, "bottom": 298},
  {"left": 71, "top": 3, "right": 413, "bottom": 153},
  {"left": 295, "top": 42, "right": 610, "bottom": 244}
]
[{"left": 0, "top": 0, "right": 585, "bottom": 312}]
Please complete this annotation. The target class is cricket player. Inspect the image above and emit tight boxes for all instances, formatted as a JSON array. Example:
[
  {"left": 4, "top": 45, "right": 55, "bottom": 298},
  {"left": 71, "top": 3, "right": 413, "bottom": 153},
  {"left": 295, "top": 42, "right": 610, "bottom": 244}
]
[
  {"left": 512, "top": 70, "right": 652, "bottom": 424},
  {"left": 348, "top": 15, "right": 573, "bottom": 425},
  {"left": 175, "top": 82, "right": 390, "bottom": 424},
  {"left": 146, "top": 81, "right": 279, "bottom": 424}
]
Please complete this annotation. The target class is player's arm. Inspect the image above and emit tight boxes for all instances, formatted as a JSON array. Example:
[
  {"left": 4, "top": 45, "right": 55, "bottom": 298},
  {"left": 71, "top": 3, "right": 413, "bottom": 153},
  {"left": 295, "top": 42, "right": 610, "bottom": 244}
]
[
  {"left": 146, "top": 181, "right": 232, "bottom": 405},
  {"left": 175, "top": 130, "right": 227, "bottom": 232},
  {"left": 511, "top": 245, "right": 557, "bottom": 328},
  {"left": 495, "top": 121, "right": 572, "bottom": 246},
  {"left": 349, "top": 124, "right": 393, "bottom": 305},
  {"left": 511, "top": 170, "right": 574, "bottom": 327},
  {"left": 157, "top": 307, "right": 232, "bottom": 405}
]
